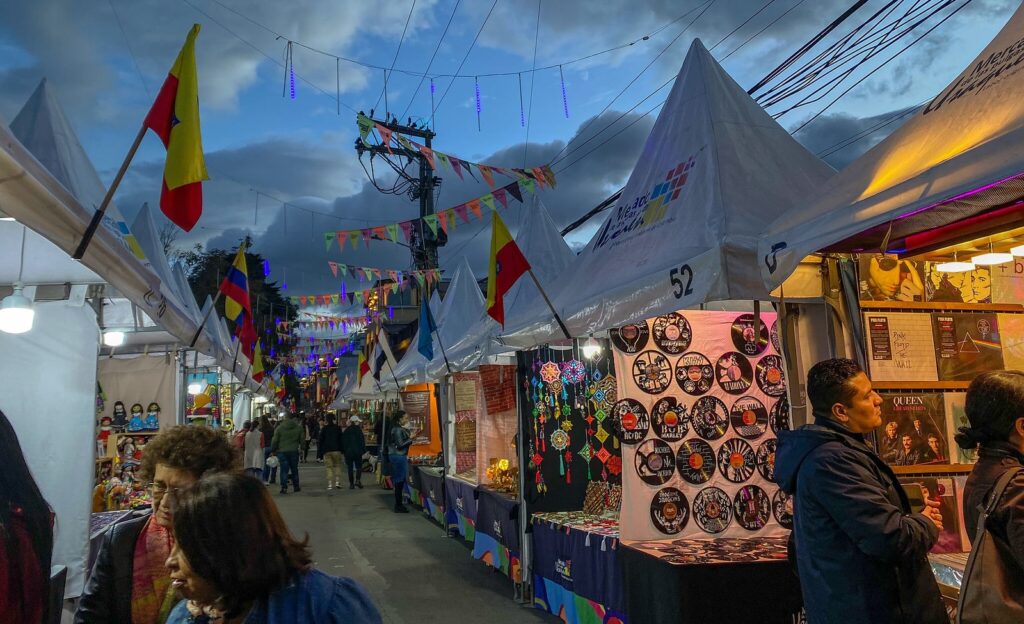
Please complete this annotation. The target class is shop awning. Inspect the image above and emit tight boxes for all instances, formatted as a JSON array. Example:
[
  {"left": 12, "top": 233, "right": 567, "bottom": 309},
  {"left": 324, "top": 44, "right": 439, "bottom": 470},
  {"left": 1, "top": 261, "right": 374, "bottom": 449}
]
[{"left": 759, "top": 5, "right": 1024, "bottom": 291}]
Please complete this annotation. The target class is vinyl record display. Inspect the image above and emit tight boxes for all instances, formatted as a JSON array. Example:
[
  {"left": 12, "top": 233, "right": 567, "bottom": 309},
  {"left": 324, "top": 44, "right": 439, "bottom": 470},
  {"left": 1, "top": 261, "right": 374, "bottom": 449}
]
[
  {"left": 651, "top": 396, "right": 688, "bottom": 441},
  {"left": 613, "top": 399, "right": 650, "bottom": 445},
  {"left": 690, "top": 396, "right": 729, "bottom": 441},
  {"left": 772, "top": 489, "right": 793, "bottom": 529},
  {"left": 715, "top": 352, "right": 753, "bottom": 395},
  {"left": 635, "top": 439, "right": 676, "bottom": 485},
  {"left": 611, "top": 321, "right": 650, "bottom": 354},
  {"left": 756, "top": 439, "right": 777, "bottom": 481},
  {"left": 731, "top": 313, "right": 770, "bottom": 356},
  {"left": 650, "top": 487, "right": 690, "bottom": 535},
  {"left": 675, "top": 352, "right": 714, "bottom": 396},
  {"left": 734, "top": 485, "right": 771, "bottom": 531},
  {"left": 652, "top": 313, "right": 693, "bottom": 354},
  {"left": 769, "top": 396, "right": 791, "bottom": 434},
  {"left": 693, "top": 487, "right": 733, "bottom": 534},
  {"left": 717, "top": 438, "right": 756, "bottom": 483},
  {"left": 676, "top": 438, "right": 716, "bottom": 484},
  {"left": 756, "top": 355, "right": 787, "bottom": 397},
  {"left": 771, "top": 320, "right": 781, "bottom": 354},
  {"left": 729, "top": 396, "right": 769, "bottom": 439},
  {"left": 632, "top": 351, "right": 673, "bottom": 395}
]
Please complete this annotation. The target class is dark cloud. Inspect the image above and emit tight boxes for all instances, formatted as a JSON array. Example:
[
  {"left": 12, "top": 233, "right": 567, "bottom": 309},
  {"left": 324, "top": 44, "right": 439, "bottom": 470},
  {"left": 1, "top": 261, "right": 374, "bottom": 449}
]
[{"left": 794, "top": 104, "right": 919, "bottom": 169}]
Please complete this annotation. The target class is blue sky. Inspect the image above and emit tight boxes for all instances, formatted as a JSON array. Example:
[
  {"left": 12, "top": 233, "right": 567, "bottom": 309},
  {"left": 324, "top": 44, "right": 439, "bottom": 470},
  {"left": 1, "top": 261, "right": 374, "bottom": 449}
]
[{"left": 0, "top": 0, "right": 1018, "bottom": 296}]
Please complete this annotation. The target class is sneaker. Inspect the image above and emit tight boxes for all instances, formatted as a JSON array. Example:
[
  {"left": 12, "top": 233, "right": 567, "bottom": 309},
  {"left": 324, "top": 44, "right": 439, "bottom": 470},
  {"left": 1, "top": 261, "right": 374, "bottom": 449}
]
[
  {"left": 349, "top": 484, "right": 355, "bottom": 490},
  {"left": 335, "top": 481, "right": 342, "bottom": 488},
  {"left": 279, "top": 489, "right": 287, "bottom": 495},
  {"left": 293, "top": 487, "right": 302, "bottom": 493},
  {"left": 327, "top": 484, "right": 333, "bottom": 490},
  {"left": 356, "top": 483, "right": 364, "bottom": 489},
  {"left": 394, "top": 506, "right": 410, "bottom": 513}
]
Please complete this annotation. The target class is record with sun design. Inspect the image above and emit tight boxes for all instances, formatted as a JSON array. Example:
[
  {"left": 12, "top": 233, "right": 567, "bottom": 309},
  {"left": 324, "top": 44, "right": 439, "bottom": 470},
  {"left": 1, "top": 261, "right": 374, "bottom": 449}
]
[
  {"left": 651, "top": 396, "right": 688, "bottom": 441},
  {"left": 717, "top": 438, "right": 756, "bottom": 483}
]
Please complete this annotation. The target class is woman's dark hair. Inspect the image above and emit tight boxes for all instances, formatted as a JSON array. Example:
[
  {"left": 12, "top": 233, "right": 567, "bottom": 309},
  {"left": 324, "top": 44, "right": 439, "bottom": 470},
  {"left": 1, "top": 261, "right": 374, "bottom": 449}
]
[
  {"left": 955, "top": 371, "right": 1024, "bottom": 449},
  {"left": 139, "top": 425, "right": 240, "bottom": 481},
  {"left": 0, "top": 410, "right": 53, "bottom": 614},
  {"left": 172, "top": 473, "right": 312, "bottom": 616},
  {"left": 326, "top": 414, "right": 335, "bottom": 426},
  {"left": 806, "top": 358, "right": 864, "bottom": 414}
]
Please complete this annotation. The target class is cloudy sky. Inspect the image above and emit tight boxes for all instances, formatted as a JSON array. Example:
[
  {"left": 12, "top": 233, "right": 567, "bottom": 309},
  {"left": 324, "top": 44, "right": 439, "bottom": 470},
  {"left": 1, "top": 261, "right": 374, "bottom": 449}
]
[{"left": 0, "top": 0, "right": 1017, "bottom": 299}]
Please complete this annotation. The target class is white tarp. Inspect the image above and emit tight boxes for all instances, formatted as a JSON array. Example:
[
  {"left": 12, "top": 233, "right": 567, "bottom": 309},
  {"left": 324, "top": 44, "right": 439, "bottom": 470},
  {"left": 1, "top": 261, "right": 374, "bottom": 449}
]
[
  {"left": 501, "top": 39, "right": 833, "bottom": 347},
  {"left": 759, "top": 5, "right": 1024, "bottom": 291}
]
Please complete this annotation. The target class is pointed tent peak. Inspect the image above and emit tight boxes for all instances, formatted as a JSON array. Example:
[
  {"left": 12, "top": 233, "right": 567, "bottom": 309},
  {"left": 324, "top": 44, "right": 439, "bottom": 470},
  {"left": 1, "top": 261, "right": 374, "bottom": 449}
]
[
  {"left": 438, "top": 256, "right": 484, "bottom": 322},
  {"left": 513, "top": 196, "right": 573, "bottom": 281}
]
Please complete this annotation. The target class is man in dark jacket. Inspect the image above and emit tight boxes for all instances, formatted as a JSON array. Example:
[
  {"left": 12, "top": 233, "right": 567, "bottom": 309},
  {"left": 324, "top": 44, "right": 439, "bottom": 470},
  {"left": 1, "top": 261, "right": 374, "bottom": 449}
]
[
  {"left": 317, "top": 414, "right": 345, "bottom": 490},
  {"left": 271, "top": 412, "right": 304, "bottom": 494},
  {"left": 775, "top": 358, "right": 946, "bottom": 624},
  {"left": 343, "top": 414, "right": 368, "bottom": 489},
  {"left": 389, "top": 411, "right": 415, "bottom": 513}
]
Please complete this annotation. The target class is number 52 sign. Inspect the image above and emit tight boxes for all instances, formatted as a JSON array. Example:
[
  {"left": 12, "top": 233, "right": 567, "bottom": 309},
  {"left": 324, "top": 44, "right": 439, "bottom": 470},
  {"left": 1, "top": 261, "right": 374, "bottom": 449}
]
[{"left": 669, "top": 264, "right": 694, "bottom": 299}]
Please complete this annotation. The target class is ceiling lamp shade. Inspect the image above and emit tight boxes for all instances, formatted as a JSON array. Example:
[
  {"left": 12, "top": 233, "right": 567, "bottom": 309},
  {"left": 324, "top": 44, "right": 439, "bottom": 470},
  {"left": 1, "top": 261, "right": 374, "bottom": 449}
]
[
  {"left": 934, "top": 252, "right": 975, "bottom": 273},
  {"left": 971, "top": 251, "right": 1014, "bottom": 265},
  {"left": 0, "top": 284, "right": 35, "bottom": 334}
]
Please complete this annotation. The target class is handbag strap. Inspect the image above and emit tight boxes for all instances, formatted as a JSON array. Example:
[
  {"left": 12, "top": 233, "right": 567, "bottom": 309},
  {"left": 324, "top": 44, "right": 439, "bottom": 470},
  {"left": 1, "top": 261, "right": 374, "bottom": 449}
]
[{"left": 981, "top": 466, "right": 1023, "bottom": 519}]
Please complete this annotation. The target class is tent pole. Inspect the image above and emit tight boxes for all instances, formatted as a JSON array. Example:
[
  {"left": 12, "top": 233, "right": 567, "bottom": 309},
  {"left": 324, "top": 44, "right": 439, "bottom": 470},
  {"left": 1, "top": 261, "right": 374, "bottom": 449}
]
[
  {"left": 527, "top": 269, "right": 571, "bottom": 339},
  {"left": 189, "top": 291, "right": 223, "bottom": 348}
]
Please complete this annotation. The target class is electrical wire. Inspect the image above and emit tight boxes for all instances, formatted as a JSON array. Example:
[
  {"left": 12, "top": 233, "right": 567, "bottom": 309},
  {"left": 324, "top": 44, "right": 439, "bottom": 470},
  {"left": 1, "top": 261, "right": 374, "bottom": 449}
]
[
  {"left": 108, "top": 0, "right": 150, "bottom": 95},
  {"left": 709, "top": 0, "right": 779, "bottom": 52},
  {"left": 814, "top": 102, "right": 921, "bottom": 158},
  {"left": 432, "top": 0, "right": 498, "bottom": 116},
  {"left": 375, "top": 0, "right": 418, "bottom": 115},
  {"left": 523, "top": 0, "right": 542, "bottom": 166},
  {"left": 721, "top": 0, "right": 808, "bottom": 61},
  {"left": 400, "top": 0, "right": 462, "bottom": 121}
]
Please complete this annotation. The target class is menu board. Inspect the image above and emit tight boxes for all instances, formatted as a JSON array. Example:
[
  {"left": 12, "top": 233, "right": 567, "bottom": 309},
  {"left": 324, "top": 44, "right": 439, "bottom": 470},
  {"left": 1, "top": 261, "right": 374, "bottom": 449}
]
[
  {"left": 455, "top": 378, "right": 479, "bottom": 412},
  {"left": 864, "top": 313, "right": 939, "bottom": 382},
  {"left": 400, "top": 390, "right": 431, "bottom": 444}
]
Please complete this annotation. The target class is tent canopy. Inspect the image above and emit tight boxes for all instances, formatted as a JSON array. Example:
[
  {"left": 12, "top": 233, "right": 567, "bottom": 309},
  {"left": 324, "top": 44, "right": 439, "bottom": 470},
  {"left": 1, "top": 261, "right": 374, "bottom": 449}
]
[
  {"left": 759, "top": 5, "right": 1024, "bottom": 291},
  {"left": 501, "top": 39, "right": 833, "bottom": 347}
]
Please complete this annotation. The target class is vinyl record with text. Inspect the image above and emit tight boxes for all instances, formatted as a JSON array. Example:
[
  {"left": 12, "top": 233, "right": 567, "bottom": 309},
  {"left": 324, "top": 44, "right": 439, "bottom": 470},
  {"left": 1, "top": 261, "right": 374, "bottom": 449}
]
[
  {"left": 729, "top": 396, "right": 769, "bottom": 439},
  {"left": 613, "top": 399, "right": 650, "bottom": 445},
  {"left": 635, "top": 438, "right": 676, "bottom": 486},
  {"left": 732, "top": 313, "right": 770, "bottom": 356},
  {"left": 650, "top": 487, "right": 690, "bottom": 535},
  {"left": 652, "top": 396, "right": 688, "bottom": 442},
  {"left": 734, "top": 485, "right": 771, "bottom": 531},
  {"left": 715, "top": 352, "right": 753, "bottom": 395},
  {"left": 677, "top": 438, "right": 716, "bottom": 485},
  {"left": 652, "top": 313, "right": 693, "bottom": 355},
  {"left": 690, "top": 396, "right": 729, "bottom": 441},
  {"left": 717, "top": 438, "right": 756, "bottom": 483},
  {"left": 675, "top": 352, "right": 714, "bottom": 396}
]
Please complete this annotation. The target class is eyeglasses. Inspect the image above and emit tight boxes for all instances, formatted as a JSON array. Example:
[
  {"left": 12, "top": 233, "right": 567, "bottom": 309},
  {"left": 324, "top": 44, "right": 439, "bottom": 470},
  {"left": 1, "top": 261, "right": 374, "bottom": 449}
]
[{"left": 148, "top": 483, "right": 187, "bottom": 497}]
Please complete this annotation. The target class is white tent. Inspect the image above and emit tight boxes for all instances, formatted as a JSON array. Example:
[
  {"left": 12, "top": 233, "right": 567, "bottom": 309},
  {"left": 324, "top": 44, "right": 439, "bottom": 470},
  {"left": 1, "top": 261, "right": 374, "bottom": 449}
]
[
  {"left": 759, "top": 5, "right": 1024, "bottom": 291},
  {"left": 501, "top": 39, "right": 833, "bottom": 347}
]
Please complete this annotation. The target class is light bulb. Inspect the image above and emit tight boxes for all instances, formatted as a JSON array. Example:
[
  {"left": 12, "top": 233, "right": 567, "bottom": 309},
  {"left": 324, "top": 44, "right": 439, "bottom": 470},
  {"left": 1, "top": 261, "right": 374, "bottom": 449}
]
[
  {"left": 582, "top": 336, "right": 601, "bottom": 360},
  {"left": 103, "top": 330, "right": 126, "bottom": 347},
  {"left": 187, "top": 382, "right": 204, "bottom": 395},
  {"left": 0, "top": 284, "right": 35, "bottom": 334}
]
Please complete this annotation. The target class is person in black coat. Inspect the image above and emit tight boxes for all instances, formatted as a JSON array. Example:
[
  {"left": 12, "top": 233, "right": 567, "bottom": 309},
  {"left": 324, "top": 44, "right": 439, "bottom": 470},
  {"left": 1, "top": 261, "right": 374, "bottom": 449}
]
[
  {"left": 775, "top": 359, "right": 946, "bottom": 624},
  {"left": 342, "top": 415, "right": 367, "bottom": 489},
  {"left": 317, "top": 414, "right": 345, "bottom": 490}
]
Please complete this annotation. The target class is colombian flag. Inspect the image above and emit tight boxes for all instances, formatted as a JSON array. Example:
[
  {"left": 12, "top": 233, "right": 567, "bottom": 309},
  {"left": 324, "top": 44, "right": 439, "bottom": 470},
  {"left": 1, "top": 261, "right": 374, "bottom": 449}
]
[
  {"left": 144, "top": 24, "right": 208, "bottom": 232},
  {"left": 486, "top": 210, "right": 530, "bottom": 326},
  {"left": 219, "top": 245, "right": 257, "bottom": 359},
  {"left": 357, "top": 351, "right": 370, "bottom": 386},
  {"left": 252, "top": 340, "right": 265, "bottom": 382}
]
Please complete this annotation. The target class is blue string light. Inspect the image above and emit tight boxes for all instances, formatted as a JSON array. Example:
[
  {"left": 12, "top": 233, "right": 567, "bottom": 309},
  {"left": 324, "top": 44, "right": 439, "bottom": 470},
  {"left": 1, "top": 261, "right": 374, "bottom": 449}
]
[
  {"left": 475, "top": 76, "right": 481, "bottom": 131},
  {"left": 288, "top": 42, "right": 296, "bottom": 100},
  {"left": 560, "top": 65, "right": 569, "bottom": 119},
  {"left": 518, "top": 73, "right": 525, "bottom": 127},
  {"left": 263, "top": 260, "right": 270, "bottom": 277}
]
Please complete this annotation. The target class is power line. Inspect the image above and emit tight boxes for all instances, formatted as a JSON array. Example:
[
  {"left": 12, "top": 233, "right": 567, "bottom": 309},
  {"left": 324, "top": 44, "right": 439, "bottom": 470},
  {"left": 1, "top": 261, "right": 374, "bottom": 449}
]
[
  {"left": 108, "top": 0, "right": 150, "bottom": 96},
  {"left": 709, "top": 0, "right": 780, "bottom": 51},
  {"left": 814, "top": 103, "right": 920, "bottom": 158},
  {"left": 400, "top": 0, "right": 462, "bottom": 121},
  {"left": 721, "top": 0, "right": 808, "bottom": 61},
  {"left": 523, "top": 0, "right": 542, "bottom": 165},
  {"left": 375, "top": 0, "right": 418, "bottom": 115},
  {"left": 432, "top": 0, "right": 498, "bottom": 118}
]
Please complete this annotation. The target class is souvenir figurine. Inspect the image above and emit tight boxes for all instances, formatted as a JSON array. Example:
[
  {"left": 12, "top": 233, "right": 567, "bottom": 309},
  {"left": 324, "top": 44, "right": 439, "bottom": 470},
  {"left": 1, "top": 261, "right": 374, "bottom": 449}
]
[
  {"left": 127, "top": 403, "right": 145, "bottom": 432},
  {"left": 118, "top": 435, "right": 137, "bottom": 466},
  {"left": 96, "top": 416, "right": 113, "bottom": 457},
  {"left": 133, "top": 436, "right": 147, "bottom": 462},
  {"left": 144, "top": 402, "right": 161, "bottom": 431},
  {"left": 111, "top": 401, "right": 128, "bottom": 431}
]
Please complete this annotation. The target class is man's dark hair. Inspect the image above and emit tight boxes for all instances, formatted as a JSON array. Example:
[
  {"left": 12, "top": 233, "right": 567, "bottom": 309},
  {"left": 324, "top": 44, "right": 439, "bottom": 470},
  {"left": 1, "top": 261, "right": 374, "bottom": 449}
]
[
  {"left": 956, "top": 370, "right": 1024, "bottom": 449},
  {"left": 806, "top": 358, "right": 865, "bottom": 414},
  {"left": 326, "top": 414, "right": 335, "bottom": 426},
  {"left": 139, "top": 425, "right": 240, "bottom": 481}
]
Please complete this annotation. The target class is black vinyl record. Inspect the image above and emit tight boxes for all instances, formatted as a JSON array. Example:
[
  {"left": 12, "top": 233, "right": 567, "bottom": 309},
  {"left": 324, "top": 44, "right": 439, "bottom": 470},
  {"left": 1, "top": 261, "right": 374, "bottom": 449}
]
[
  {"left": 717, "top": 438, "right": 756, "bottom": 483},
  {"left": 731, "top": 313, "right": 770, "bottom": 356},
  {"left": 675, "top": 352, "right": 714, "bottom": 396},
  {"left": 652, "top": 313, "right": 693, "bottom": 354},
  {"left": 772, "top": 489, "right": 793, "bottom": 529},
  {"left": 690, "top": 396, "right": 729, "bottom": 441},
  {"left": 729, "top": 396, "right": 769, "bottom": 439},
  {"left": 652, "top": 396, "right": 688, "bottom": 441},
  {"left": 734, "top": 485, "right": 772, "bottom": 531},
  {"left": 715, "top": 352, "right": 753, "bottom": 395},
  {"left": 769, "top": 396, "right": 791, "bottom": 434},
  {"left": 635, "top": 438, "right": 676, "bottom": 485},
  {"left": 632, "top": 350, "right": 673, "bottom": 395},
  {"left": 650, "top": 487, "right": 690, "bottom": 535},
  {"left": 693, "top": 487, "right": 733, "bottom": 534},
  {"left": 756, "top": 355, "right": 787, "bottom": 397},
  {"left": 771, "top": 320, "right": 781, "bottom": 354},
  {"left": 612, "top": 399, "right": 650, "bottom": 445},
  {"left": 676, "top": 438, "right": 716, "bottom": 484},
  {"left": 610, "top": 321, "right": 650, "bottom": 354},
  {"left": 756, "top": 439, "right": 777, "bottom": 481}
]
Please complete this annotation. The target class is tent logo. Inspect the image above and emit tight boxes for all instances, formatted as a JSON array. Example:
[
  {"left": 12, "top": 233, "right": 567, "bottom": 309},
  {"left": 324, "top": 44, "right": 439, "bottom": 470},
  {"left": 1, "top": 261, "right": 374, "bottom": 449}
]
[{"left": 764, "top": 242, "right": 787, "bottom": 274}]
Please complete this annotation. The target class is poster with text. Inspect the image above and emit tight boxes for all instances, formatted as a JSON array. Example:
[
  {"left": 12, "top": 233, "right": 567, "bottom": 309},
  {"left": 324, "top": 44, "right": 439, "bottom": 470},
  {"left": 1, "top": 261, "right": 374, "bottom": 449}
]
[
  {"left": 864, "top": 313, "right": 939, "bottom": 382},
  {"left": 399, "top": 390, "right": 431, "bottom": 445},
  {"left": 875, "top": 393, "right": 949, "bottom": 467},
  {"left": 933, "top": 313, "right": 1004, "bottom": 381},
  {"left": 991, "top": 259, "right": 1024, "bottom": 304},
  {"left": 451, "top": 373, "right": 479, "bottom": 475},
  {"left": 613, "top": 310, "right": 789, "bottom": 541}
]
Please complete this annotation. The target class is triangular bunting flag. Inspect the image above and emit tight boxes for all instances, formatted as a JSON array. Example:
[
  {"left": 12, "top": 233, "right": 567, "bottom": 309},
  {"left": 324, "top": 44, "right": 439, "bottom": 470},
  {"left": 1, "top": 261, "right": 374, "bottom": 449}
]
[
  {"left": 543, "top": 165, "right": 557, "bottom": 188},
  {"left": 346, "top": 293, "right": 354, "bottom": 305},
  {"left": 338, "top": 263, "right": 348, "bottom": 277},
  {"left": 399, "top": 221, "right": 413, "bottom": 242},
  {"left": 328, "top": 261, "right": 338, "bottom": 277},
  {"left": 478, "top": 164, "right": 496, "bottom": 188},
  {"left": 415, "top": 272, "right": 426, "bottom": 288},
  {"left": 521, "top": 177, "right": 536, "bottom": 194},
  {"left": 422, "top": 214, "right": 439, "bottom": 236},
  {"left": 354, "top": 291, "right": 363, "bottom": 304},
  {"left": 289, "top": 297, "right": 299, "bottom": 305},
  {"left": 437, "top": 209, "right": 449, "bottom": 234},
  {"left": 454, "top": 203, "right": 470, "bottom": 224},
  {"left": 419, "top": 145, "right": 436, "bottom": 170},
  {"left": 450, "top": 157, "right": 464, "bottom": 180},
  {"left": 447, "top": 209, "right": 458, "bottom": 231},
  {"left": 493, "top": 187, "right": 508, "bottom": 208},
  {"left": 332, "top": 294, "right": 340, "bottom": 304},
  {"left": 532, "top": 167, "right": 547, "bottom": 189},
  {"left": 375, "top": 124, "right": 393, "bottom": 152},
  {"left": 299, "top": 296, "right": 308, "bottom": 305},
  {"left": 348, "top": 231, "right": 361, "bottom": 249},
  {"left": 386, "top": 223, "right": 399, "bottom": 243},
  {"left": 356, "top": 113, "right": 373, "bottom": 140},
  {"left": 480, "top": 194, "right": 496, "bottom": 213},
  {"left": 391, "top": 282, "right": 399, "bottom": 294},
  {"left": 468, "top": 198, "right": 484, "bottom": 219},
  {"left": 360, "top": 229, "right": 372, "bottom": 247},
  {"left": 436, "top": 152, "right": 450, "bottom": 171},
  {"left": 373, "top": 225, "right": 386, "bottom": 241},
  {"left": 324, "top": 232, "right": 334, "bottom": 251},
  {"left": 336, "top": 231, "right": 347, "bottom": 252},
  {"left": 506, "top": 182, "right": 523, "bottom": 203}
]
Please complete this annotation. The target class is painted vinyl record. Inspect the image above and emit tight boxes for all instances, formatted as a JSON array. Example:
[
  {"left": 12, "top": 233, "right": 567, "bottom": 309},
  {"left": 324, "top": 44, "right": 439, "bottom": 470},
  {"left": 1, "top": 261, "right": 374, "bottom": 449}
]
[
  {"left": 652, "top": 313, "right": 693, "bottom": 354},
  {"left": 717, "top": 438, "right": 756, "bottom": 483},
  {"left": 715, "top": 352, "right": 753, "bottom": 395},
  {"left": 652, "top": 396, "right": 689, "bottom": 441},
  {"left": 769, "top": 396, "right": 791, "bottom": 434},
  {"left": 771, "top": 320, "right": 781, "bottom": 354},
  {"left": 756, "top": 439, "right": 777, "bottom": 481},
  {"left": 690, "top": 396, "right": 729, "bottom": 441},
  {"left": 772, "top": 489, "right": 793, "bottom": 529},
  {"left": 734, "top": 485, "right": 771, "bottom": 531},
  {"left": 613, "top": 399, "right": 650, "bottom": 445},
  {"left": 693, "top": 487, "right": 733, "bottom": 534},
  {"left": 731, "top": 313, "right": 770, "bottom": 356},
  {"left": 676, "top": 438, "right": 716, "bottom": 484},
  {"left": 632, "top": 351, "right": 673, "bottom": 394},
  {"left": 650, "top": 487, "right": 690, "bottom": 535},
  {"left": 610, "top": 321, "right": 650, "bottom": 354},
  {"left": 729, "top": 396, "right": 769, "bottom": 439},
  {"left": 675, "top": 352, "right": 714, "bottom": 396},
  {"left": 756, "top": 355, "right": 787, "bottom": 397},
  {"left": 635, "top": 438, "right": 676, "bottom": 485}
]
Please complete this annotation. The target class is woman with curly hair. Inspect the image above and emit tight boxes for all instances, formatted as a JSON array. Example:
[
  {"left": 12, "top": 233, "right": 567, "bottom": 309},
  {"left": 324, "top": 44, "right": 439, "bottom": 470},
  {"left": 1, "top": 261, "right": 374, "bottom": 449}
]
[
  {"left": 165, "top": 472, "right": 381, "bottom": 623},
  {"left": 76, "top": 426, "right": 240, "bottom": 624}
]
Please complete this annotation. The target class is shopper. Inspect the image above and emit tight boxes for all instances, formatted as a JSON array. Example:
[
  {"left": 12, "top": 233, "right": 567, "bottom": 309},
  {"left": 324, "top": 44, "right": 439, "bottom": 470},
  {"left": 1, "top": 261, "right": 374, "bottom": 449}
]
[
  {"left": 260, "top": 415, "right": 278, "bottom": 485},
  {"left": 774, "top": 358, "right": 946, "bottom": 624},
  {"left": 243, "top": 420, "right": 264, "bottom": 480},
  {"left": 234, "top": 421, "right": 250, "bottom": 450},
  {"left": 77, "top": 425, "right": 239, "bottom": 624},
  {"left": 388, "top": 411, "right": 415, "bottom": 513},
  {"left": 317, "top": 414, "right": 344, "bottom": 490},
  {"left": 379, "top": 415, "right": 393, "bottom": 490},
  {"left": 343, "top": 415, "right": 367, "bottom": 490},
  {"left": 271, "top": 412, "right": 303, "bottom": 494},
  {"left": 0, "top": 409, "right": 53, "bottom": 624},
  {"left": 165, "top": 473, "right": 382, "bottom": 623}
]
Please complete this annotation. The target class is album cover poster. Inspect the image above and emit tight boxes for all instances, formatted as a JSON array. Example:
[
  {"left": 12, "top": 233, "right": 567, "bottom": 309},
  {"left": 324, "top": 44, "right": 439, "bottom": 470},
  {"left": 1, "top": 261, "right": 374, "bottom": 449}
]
[
  {"left": 612, "top": 309, "right": 788, "bottom": 541},
  {"left": 874, "top": 393, "right": 949, "bottom": 467},
  {"left": 859, "top": 254, "right": 926, "bottom": 302},
  {"left": 953, "top": 475, "right": 972, "bottom": 551},
  {"left": 897, "top": 476, "right": 964, "bottom": 553},
  {"left": 991, "top": 259, "right": 1024, "bottom": 304},
  {"left": 863, "top": 313, "right": 939, "bottom": 382},
  {"left": 943, "top": 392, "right": 977, "bottom": 465},
  {"left": 996, "top": 314, "right": 1024, "bottom": 371},
  {"left": 932, "top": 313, "right": 1005, "bottom": 381},
  {"left": 924, "top": 262, "right": 992, "bottom": 304}
]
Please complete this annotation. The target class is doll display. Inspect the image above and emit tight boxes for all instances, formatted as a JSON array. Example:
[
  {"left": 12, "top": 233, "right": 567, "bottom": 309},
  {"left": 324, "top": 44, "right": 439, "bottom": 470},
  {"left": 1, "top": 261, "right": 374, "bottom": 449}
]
[
  {"left": 96, "top": 416, "right": 113, "bottom": 457},
  {"left": 127, "top": 403, "right": 145, "bottom": 432},
  {"left": 111, "top": 401, "right": 128, "bottom": 431},
  {"left": 118, "top": 435, "right": 138, "bottom": 466},
  {"left": 133, "top": 435, "right": 147, "bottom": 462},
  {"left": 144, "top": 402, "right": 161, "bottom": 431}
]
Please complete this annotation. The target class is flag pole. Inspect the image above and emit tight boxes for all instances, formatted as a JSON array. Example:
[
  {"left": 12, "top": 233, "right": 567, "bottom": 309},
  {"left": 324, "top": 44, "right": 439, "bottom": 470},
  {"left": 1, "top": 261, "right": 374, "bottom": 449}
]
[
  {"left": 189, "top": 291, "right": 224, "bottom": 348},
  {"left": 527, "top": 268, "right": 571, "bottom": 340},
  {"left": 73, "top": 125, "right": 147, "bottom": 259},
  {"left": 230, "top": 337, "right": 243, "bottom": 374}
]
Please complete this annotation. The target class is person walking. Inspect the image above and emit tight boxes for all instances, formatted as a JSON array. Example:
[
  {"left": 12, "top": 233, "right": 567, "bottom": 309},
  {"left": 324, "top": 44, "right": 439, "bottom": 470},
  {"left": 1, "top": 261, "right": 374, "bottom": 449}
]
[
  {"left": 0, "top": 409, "right": 53, "bottom": 624},
  {"left": 774, "top": 358, "right": 946, "bottom": 624},
  {"left": 388, "top": 411, "right": 415, "bottom": 513},
  {"left": 233, "top": 421, "right": 249, "bottom": 450},
  {"left": 243, "top": 420, "right": 264, "bottom": 480},
  {"left": 343, "top": 415, "right": 367, "bottom": 490},
  {"left": 260, "top": 415, "right": 278, "bottom": 485},
  {"left": 271, "top": 412, "right": 304, "bottom": 494},
  {"left": 317, "top": 414, "right": 344, "bottom": 490}
]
